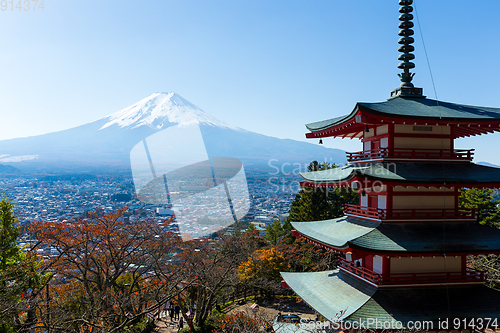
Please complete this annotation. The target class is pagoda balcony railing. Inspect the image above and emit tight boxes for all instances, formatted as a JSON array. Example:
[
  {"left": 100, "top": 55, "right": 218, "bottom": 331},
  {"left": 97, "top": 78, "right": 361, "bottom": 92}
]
[
  {"left": 337, "top": 257, "right": 381, "bottom": 284},
  {"left": 338, "top": 257, "right": 486, "bottom": 286},
  {"left": 379, "top": 269, "right": 486, "bottom": 285},
  {"left": 346, "top": 148, "right": 474, "bottom": 162},
  {"left": 344, "top": 204, "right": 476, "bottom": 220}
]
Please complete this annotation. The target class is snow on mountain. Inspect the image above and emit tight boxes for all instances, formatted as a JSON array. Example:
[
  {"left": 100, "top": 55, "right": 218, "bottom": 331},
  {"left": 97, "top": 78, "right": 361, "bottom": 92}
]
[
  {"left": 100, "top": 92, "right": 240, "bottom": 131},
  {"left": 0, "top": 92, "right": 347, "bottom": 173}
]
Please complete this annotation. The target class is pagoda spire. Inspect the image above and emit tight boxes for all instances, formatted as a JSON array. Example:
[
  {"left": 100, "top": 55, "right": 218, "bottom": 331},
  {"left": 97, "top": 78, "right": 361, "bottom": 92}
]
[{"left": 390, "top": 0, "right": 424, "bottom": 98}]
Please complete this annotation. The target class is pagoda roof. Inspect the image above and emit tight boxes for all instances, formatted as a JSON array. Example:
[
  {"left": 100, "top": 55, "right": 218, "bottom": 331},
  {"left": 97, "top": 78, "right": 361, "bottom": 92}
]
[
  {"left": 280, "top": 269, "right": 377, "bottom": 321},
  {"left": 349, "top": 284, "right": 500, "bottom": 327},
  {"left": 291, "top": 218, "right": 500, "bottom": 254},
  {"left": 291, "top": 217, "right": 378, "bottom": 250},
  {"left": 282, "top": 269, "right": 500, "bottom": 329},
  {"left": 305, "top": 96, "right": 500, "bottom": 139},
  {"left": 306, "top": 97, "right": 500, "bottom": 131},
  {"left": 300, "top": 162, "right": 500, "bottom": 187}
]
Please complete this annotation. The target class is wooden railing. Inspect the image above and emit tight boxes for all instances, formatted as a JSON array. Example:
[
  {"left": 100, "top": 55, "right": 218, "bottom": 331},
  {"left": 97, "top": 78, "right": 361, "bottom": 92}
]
[
  {"left": 344, "top": 204, "right": 384, "bottom": 219},
  {"left": 344, "top": 204, "right": 475, "bottom": 220},
  {"left": 379, "top": 269, "right": 485, "bottom": 285},
  {"left": 346, "top": 148, "right": 474, "bottom": 162},
  {"left": 337, "top": 257, "right": 381, "bottom": 284},
  {"left": 338, "top": 257, "right": 486, "bottom": 286}
]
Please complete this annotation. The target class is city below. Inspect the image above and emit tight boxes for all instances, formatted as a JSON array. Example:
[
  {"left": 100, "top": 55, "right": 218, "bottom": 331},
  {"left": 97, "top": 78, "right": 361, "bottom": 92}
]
[{"left": 1, "top": 168, "right": 301, "bottom": 254}]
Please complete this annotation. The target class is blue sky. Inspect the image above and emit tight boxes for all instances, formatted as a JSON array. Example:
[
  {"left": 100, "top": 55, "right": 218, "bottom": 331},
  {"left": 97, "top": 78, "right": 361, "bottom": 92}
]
[{"left": 1, "top": 0, "right": 499, "bottom": 163}]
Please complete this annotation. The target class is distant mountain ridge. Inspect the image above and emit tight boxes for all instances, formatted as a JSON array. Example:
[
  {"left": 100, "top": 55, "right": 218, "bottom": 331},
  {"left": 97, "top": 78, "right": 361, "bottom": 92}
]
[
  {"left": 0, "top": 164, "right": 20, "bottom": 174},
  {"left": 477, "top": 161, "right": 500, "bottom": 169},
  {"left": 0, "top": 92, "right": 346, "bottom": 173}
]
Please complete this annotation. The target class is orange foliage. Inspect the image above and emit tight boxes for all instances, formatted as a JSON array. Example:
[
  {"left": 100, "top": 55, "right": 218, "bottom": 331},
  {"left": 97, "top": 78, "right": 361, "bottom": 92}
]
[
  {"left": 238, "top": 247, "right": 290, "bottom": 281},
  {"left": 28, "top": 208, "right": 186, "bottom": 332}
]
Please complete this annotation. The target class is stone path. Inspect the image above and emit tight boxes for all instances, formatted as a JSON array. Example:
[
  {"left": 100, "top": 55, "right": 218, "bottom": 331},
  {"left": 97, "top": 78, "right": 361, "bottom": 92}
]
[
  {"left": 151, "top": 312, "right": 181, "bottom": 333},
  {"left": 150, "top": 298, "right": 315, "bottom": 332}
]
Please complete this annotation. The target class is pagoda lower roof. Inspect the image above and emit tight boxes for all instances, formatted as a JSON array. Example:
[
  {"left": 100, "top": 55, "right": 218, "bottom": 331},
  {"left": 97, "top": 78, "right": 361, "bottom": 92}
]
[
  {"left": 291, "top": 217, "right": 500, "bottom": 254},
  {"left": 300, "top": 161, "right": 500, "bottom": 187},
  {"left": 282, "top": 269, "right": 500, "bottom": 329},
  {"left": 281, "top": 269, "right": 377, "bottom": 321},
  {"left": 306, "top": 96, "right": 500, "bottom": 132}
]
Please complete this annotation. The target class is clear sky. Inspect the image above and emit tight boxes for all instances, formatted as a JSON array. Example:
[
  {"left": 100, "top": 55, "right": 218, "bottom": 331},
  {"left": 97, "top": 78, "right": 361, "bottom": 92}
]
[{"left": 1, "top": 1, "right": 499, "bottom": 163}]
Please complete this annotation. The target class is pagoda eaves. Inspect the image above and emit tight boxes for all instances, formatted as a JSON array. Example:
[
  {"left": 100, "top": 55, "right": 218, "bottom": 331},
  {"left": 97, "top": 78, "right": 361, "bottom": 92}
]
[{"left": 306, "top": 96, "right": 500, "bottom": 140}]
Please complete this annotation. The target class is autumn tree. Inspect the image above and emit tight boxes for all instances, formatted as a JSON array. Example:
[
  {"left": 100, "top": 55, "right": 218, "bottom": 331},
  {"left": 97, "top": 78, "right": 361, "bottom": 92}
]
[
  {"left": 29, "top": 209, "right": 188, "bottom": 333},
  {"left": 214, "top": 308, "right": 277, "bottom": 333},
  {"left": 278, "top": 237, "right": 338, "bottom": 272},
  {"left": 176, "top": 230, "right": 261, "bottom": 330},
  {"left": 459, "top": 188, "right": 500, "bottom": 289},
  {"left": 468, "top": 255, "right": 500, "bottom": 290},
  {"left": 215, "top": 310, "right": 261, "bottom": 333},
  {"left": 239, "top": 247, "right": 289, "bottom": 281},
  {"left": 238, "top": 247, "right": 290, "bottom": 298}
]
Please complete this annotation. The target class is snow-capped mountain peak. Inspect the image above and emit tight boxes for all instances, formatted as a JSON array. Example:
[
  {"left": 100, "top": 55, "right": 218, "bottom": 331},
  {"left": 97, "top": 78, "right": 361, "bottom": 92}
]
[{"left": 100, "top": 92, "right": 239, "bottom": 130}]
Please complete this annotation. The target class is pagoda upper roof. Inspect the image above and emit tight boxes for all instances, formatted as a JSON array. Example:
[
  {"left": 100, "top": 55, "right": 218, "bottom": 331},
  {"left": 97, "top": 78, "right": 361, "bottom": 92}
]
[
  {"left": 291, "top": 217, "right": 500, "bottom": 254},
  {"left": 305, "top": 96, "right": 500, "bottom": 138},
  {"left": 300, "top": 162, "right": 500, "bottom": 187},
  {"left": 282, "top": 269, "right": 500, "bottom": 328}
]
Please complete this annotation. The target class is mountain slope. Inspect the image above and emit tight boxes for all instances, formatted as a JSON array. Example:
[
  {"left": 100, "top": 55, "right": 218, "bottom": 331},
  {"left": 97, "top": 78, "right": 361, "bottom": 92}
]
[{"left": 0, "top": 92, "right": 346, "bottom": 173}]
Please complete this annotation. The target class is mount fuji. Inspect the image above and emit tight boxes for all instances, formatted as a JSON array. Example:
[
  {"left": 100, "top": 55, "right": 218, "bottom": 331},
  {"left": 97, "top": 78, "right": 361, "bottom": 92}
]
[{"left": 0, "top": 92, "right": 346, "bottom": 174}]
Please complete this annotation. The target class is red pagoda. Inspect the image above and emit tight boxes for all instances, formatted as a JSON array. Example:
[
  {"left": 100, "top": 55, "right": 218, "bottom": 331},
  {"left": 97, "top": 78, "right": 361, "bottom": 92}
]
[{"left": 281, "top": 1, "right": 500, "bottom": 330}]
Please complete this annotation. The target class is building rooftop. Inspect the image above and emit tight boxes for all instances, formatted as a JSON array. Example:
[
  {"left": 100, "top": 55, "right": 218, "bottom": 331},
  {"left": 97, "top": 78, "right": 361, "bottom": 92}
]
[
  {"left": 281, "top": 269, "right": 377, "bottom": 322},
  {"left": 300, "top": 162, "right": 500, "bottom": 187},
  {"left": 282, "top": 269, "right": 500, "bottom": 329},
  {"left": 306, "top": 97, "right": 500, "bottom": 132},
  {"left": 291, "top": 217, "right": 500, "bottom": 254}
]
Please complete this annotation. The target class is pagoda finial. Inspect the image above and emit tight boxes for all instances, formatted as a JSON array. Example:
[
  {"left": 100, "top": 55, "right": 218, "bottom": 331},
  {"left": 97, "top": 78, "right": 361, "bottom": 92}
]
[
  {"left": 390, "top": 0, "right": 424, "bottom": 98},
  {"left": 397, "top": 0, "right": 415, "bottom": 85}
]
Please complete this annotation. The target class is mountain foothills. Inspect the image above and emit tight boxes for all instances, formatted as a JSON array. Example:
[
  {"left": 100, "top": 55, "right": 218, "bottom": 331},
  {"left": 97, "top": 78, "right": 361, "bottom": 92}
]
[{"left": 0, "top": 93, "right": 345, "bottom": 174}]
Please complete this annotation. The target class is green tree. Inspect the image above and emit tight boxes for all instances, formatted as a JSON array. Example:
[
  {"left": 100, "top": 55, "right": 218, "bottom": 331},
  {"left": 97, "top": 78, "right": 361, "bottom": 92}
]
[
  {"left": 287, "top": 161, "right": 358, "bottom": 222},
  {"left": 459, "top": 188, "right": 500, "bottom": 227},
  {"left": 0, "top": 196, "right": 21, "bottom": 332},
  {"left": 0, "top": 196, "right": 20, "bottom": 273},
  {"left": 0, "top": 196, "right": 49, "bottom": 333},
  {"left": 264, "top": 220, "right": 289, "bottom": 245}
]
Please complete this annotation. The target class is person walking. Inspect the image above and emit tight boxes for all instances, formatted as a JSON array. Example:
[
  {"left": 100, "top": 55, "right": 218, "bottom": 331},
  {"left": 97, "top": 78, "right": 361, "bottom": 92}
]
[
  {"left": 169, "top": 304, "right": 175, "bottom": 322},
  {"left": 174, "top": 304, "right": 181, "bottom": 320},
  {"left": 177, "top": 317, "right": 184, "bottom": 332}
]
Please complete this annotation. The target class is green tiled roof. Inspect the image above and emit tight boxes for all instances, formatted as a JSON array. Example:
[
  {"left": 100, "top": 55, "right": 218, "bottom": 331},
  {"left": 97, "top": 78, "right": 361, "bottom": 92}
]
[
  {"left": 348, "top": 285, "right": 500, "bottom": 328},
  {"left": 305, "top": 115, "right": 350, "bottom": 132},
  {"left": 291, "top": 217, "right": 379, "bottom": 249},
  {"left": 282, "top": 270, "right": 500, "bottom": 329},
  {"left": 361, "top": 97, "right": 500, "bottom": 120},
  {"left": 300, "top": 162, "right": 500, "bottom": 185},
  {"left": 305, "top": 97, "right": 500, "bottom": 132},
  {"left": 352, "top": 222, "right": 500, "bottom": 253},
  {"left": 281, "top": 270, "right": 377, "bottom": 322},
  {"left": 292, "top": 218, "right": 500, "bottom": 253}
]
